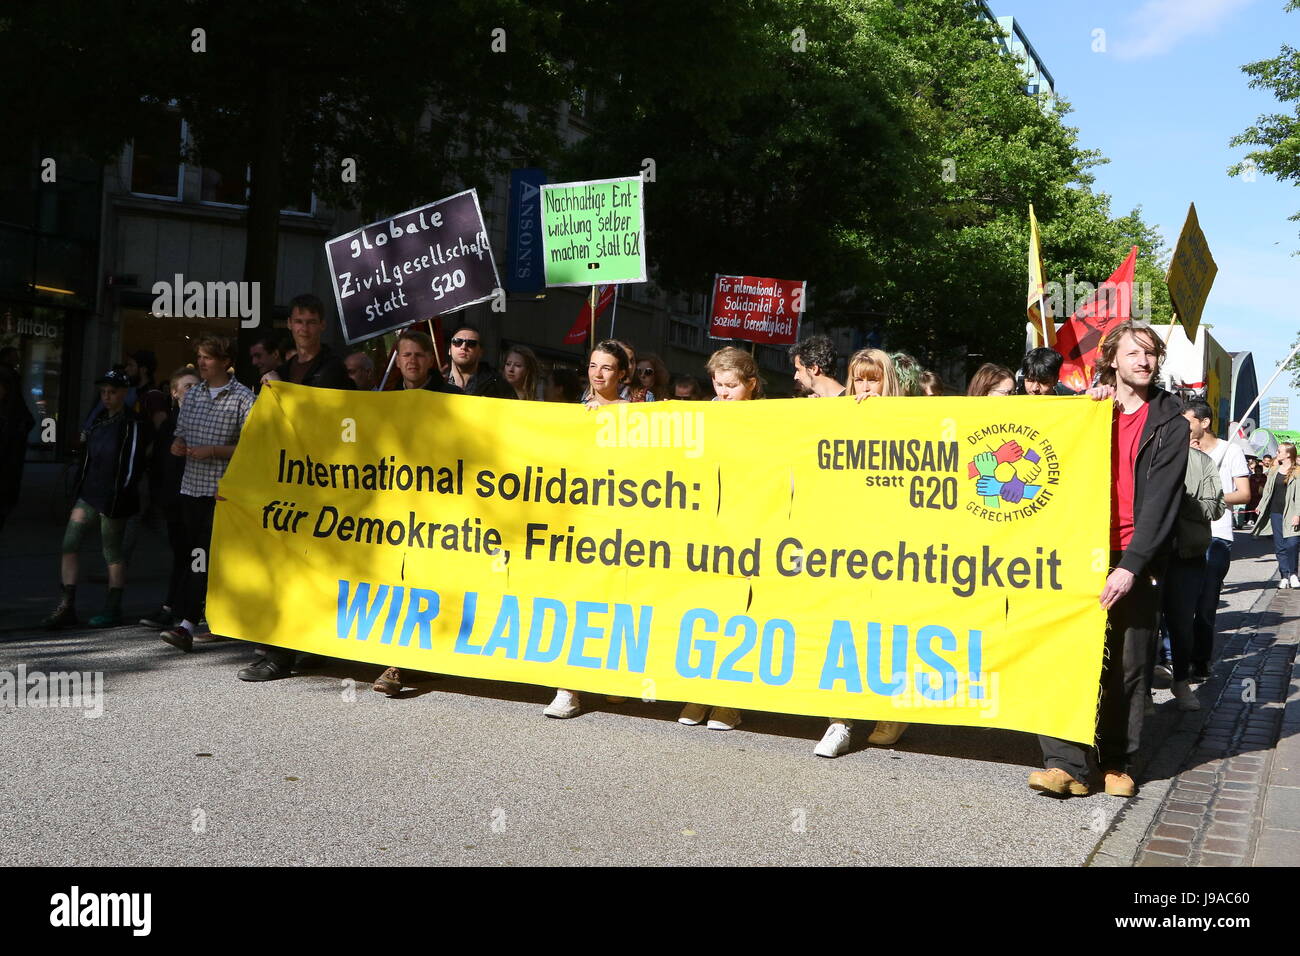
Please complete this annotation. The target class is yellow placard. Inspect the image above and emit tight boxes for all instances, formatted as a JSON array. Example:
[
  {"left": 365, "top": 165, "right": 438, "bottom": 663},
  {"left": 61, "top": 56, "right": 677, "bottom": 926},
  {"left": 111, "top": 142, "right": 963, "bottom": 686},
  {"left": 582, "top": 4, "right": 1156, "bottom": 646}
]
[
  {"left": 209, "top": 384, "right": 1112, "bottom": 743},
  {"left": 1167, "top": 202, "right": 1218, "bottom": 341}
]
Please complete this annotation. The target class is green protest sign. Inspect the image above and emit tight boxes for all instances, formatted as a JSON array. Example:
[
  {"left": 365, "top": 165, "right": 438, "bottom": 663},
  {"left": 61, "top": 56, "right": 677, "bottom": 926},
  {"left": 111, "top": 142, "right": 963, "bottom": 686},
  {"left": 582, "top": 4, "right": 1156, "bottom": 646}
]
[{"left": 540, "top": 176, "right": 645, "bottom": 286}]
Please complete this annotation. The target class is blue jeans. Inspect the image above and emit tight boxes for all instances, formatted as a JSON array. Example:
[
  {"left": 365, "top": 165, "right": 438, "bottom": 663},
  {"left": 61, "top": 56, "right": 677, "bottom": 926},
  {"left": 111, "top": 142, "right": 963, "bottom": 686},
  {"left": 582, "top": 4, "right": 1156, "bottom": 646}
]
[
  {"left": 1270, "top": 513, "right": 1299, "bottom": 579},
  {"left": 1192, "top": 538, "right": 1231, "bottom": 670}
]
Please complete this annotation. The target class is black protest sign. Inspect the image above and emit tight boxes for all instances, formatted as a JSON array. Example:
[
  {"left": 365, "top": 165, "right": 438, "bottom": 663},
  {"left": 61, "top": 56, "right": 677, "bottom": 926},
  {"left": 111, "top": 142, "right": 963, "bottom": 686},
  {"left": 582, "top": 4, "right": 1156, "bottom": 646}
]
[{"left": 326, "top": 189, "right": 501, "bottom": 344}]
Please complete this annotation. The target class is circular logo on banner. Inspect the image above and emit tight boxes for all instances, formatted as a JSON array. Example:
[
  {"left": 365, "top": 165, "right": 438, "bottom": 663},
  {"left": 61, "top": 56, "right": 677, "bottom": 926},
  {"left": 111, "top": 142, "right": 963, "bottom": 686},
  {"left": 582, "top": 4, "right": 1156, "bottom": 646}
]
[{"left": 964, "top": 426, "right": 1061, "bottom": 522}]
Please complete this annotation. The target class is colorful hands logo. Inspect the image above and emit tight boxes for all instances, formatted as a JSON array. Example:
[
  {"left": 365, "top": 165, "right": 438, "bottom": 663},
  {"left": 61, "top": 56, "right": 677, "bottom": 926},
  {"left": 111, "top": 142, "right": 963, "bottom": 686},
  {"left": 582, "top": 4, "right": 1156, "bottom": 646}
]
[{"left": 966, "top": 440, "right": 1045, "bottom": 510}]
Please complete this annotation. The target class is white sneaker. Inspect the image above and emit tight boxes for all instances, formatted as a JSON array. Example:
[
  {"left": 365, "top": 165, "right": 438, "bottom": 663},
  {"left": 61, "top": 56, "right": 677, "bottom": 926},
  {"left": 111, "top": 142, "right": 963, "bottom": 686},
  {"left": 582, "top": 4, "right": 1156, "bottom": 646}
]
[
  {"left": 814, "top": 720, "right": 852, "bottom": 758},
  {"left": 1290, "top": 574, "right": 1299, "bottom": 589},
  {"left": 868, "top": 721, "right": 909, "bottom": 746},
  {"left": 707, "top": 707, "right": 742, "bottom": 730},
  {"left": 678, "top": 702, "right": 709, "bottom": 725},
  {"left": 1172, "top": 679, "right": 1201, "bottom": 711},
  {"left": 543, "top": 689, "right": 581, "bottom": 718},
  {"left": 1281, "top": 578, "right": 1291, "bottom": 590}
]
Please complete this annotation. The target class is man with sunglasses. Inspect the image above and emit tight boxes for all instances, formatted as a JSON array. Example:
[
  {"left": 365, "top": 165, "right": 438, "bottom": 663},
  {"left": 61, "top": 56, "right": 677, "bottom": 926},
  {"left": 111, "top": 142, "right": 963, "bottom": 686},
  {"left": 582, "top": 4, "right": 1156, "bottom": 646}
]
[{"left": 444, "top": 325, "right": 514, "bottom": 398}]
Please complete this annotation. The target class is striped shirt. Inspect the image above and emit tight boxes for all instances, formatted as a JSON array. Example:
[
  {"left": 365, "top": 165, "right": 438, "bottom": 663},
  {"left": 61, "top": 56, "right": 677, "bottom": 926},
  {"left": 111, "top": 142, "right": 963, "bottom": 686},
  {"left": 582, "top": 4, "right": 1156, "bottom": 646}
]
[{"left": 175, "top": 377, "right": 256, "bottom": 497}]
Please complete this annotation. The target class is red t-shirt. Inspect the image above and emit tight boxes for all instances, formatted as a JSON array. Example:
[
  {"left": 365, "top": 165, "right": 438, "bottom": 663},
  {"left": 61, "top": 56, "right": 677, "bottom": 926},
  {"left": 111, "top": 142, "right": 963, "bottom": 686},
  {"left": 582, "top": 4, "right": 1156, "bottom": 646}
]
[{"left": 1111, "top": 402, "right": 1150, "bottom": 551}]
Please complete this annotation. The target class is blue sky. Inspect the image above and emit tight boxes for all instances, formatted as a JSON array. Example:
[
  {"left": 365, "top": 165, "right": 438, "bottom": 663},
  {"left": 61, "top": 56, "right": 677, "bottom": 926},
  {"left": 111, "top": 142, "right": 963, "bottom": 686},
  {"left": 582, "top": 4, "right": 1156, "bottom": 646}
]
[{"left": 993, "top": 0, "right": 1299, "bottom": 426}]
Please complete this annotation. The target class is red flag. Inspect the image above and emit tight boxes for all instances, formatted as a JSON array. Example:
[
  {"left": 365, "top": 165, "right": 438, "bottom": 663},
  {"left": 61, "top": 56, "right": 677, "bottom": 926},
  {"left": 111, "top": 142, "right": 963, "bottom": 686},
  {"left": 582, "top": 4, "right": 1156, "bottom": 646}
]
[
  {"left": 1054, "top": 246, "right": 1138, "bottom": 393},
  {"left": 563, "top": 285, "right": 616, "bottom": 344}
]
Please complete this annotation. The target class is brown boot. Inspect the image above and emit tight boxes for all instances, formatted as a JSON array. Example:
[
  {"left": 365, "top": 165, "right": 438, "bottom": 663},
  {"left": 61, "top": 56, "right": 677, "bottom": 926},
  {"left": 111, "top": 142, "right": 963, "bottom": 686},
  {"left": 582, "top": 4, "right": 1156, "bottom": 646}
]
[
  {"left": 372, "top": 667, "right": 403, "bottom": 696},
  {"left": 1103, "top": 770, "right": 1136, "bottom": 797},
  {"left": 1028, "top": 768, "right": 1089, "bottom": 796}
]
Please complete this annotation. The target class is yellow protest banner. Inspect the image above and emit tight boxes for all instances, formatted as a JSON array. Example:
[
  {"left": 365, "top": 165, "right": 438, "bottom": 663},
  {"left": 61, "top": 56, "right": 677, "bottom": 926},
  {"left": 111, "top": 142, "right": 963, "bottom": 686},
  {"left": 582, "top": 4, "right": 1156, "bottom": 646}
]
[
  {"left": 209, "top": 384, "right": 1111, "bottom": 742},
  {"left": 1167, "top": 202, "right": 1218, "bottom": 342}
]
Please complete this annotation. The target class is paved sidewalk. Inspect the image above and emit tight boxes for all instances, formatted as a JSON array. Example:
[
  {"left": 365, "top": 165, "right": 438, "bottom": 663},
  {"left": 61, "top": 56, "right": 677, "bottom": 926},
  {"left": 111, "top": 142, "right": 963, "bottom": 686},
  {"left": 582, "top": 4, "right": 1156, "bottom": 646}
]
[{"left": 1091, "top": 556, "right": 1300, "bottom": 867}]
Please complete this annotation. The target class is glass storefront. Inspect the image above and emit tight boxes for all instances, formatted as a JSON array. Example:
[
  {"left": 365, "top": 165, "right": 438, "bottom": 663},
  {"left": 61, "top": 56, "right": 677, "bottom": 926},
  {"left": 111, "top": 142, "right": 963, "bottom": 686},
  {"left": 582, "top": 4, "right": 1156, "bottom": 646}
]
[{"left": 0, "top": 303, "right": 75, "bottom": 462}]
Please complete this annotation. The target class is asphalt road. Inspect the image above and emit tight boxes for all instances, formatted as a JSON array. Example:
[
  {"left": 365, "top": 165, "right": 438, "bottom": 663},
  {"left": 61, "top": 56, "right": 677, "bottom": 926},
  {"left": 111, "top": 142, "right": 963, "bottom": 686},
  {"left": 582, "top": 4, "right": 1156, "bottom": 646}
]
[{"left": 0, "top": 501, "right": 1276, "bottom": 866}]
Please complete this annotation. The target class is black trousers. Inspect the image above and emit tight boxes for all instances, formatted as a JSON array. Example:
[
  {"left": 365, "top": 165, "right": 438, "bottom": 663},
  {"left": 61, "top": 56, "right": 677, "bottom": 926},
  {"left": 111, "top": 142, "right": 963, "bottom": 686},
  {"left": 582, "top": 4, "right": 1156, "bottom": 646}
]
[
  {"left": 164, "top": 504, "right": 188, "bottom": 610},
  {"left": 1038, "top": 555, "right": 1162, "bottom": 780},
  {"left": 177, "top": 494, "right": 216, "bottom": 625}
]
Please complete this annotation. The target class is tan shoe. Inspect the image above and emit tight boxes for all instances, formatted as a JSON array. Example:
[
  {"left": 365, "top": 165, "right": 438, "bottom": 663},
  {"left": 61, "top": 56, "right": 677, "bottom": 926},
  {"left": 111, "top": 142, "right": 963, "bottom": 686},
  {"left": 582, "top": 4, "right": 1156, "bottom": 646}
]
[
  {"left": 1028, "top": 768, "right": 1089, "bottom": 796},
  {"left": 1103, "top": 771, "right": 1136, "bottom": 797},
  {"left": 372, "top": 666, "right": 403, "bottom": 696},
  {"left": 868, "top": 721, "right": 909, "bottom": 746}
]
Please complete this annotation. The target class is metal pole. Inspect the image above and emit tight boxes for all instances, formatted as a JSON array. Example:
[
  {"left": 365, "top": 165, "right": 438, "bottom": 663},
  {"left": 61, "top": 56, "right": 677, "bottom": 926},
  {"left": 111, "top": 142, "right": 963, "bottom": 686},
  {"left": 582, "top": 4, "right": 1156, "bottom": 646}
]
[{"left": 1233, "top": 340, "right": 1300, "bottom": 436}]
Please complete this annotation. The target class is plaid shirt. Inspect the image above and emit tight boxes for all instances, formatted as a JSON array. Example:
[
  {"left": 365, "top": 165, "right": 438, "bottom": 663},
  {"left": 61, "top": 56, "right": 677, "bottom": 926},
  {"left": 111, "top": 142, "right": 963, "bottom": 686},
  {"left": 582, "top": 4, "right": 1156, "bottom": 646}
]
[{"left": 175, "top": 378, "right": 256, "bottom": 497}]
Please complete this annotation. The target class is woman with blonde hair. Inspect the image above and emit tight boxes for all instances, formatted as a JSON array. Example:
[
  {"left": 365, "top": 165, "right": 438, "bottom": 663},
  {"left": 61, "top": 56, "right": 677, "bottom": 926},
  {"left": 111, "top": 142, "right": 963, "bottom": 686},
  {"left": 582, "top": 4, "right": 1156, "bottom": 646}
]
[
  {"left": 847, "top": 348, "right": 902, "bottom": 399},
  {"left": 677, "top": 347, "right": 762, "bottom": 731},
  {"left": 1251, "top": 441, "right": 1300, "bottom": 588},
  {"left": 502, "top": 345, "right": 541, "bottom": 401}
]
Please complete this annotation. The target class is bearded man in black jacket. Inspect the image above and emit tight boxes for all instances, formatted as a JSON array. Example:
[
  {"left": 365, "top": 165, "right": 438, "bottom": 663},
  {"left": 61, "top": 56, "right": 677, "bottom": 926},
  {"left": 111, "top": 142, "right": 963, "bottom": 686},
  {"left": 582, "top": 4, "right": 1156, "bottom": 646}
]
[{"left": 1030, "top": 320, "right": 1190, "bottom": 799}]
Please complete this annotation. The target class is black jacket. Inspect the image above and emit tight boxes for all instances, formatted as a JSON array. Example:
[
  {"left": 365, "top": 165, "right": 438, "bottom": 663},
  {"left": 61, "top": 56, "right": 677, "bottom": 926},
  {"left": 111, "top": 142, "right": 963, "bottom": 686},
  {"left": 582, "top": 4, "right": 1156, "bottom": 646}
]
[
  {"left": 1118, "top": 386, "right": 1190, "bottom": 577},
  {"left": 277, "top": 343, "right": 353, "bottom": 390},
  {"left": 77, "top": 408, "right": 148, "bottom": 519},
  {"left": 447, "top": 362, "right": 515, "bottom": 398}
]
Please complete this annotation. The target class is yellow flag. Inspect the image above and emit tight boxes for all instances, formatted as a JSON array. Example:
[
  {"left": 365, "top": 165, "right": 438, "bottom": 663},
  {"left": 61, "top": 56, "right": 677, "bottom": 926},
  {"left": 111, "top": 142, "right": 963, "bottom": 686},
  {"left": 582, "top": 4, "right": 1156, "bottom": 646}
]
[{"left": 1026, "top": 204, "right": 1054, "bottom": 347}]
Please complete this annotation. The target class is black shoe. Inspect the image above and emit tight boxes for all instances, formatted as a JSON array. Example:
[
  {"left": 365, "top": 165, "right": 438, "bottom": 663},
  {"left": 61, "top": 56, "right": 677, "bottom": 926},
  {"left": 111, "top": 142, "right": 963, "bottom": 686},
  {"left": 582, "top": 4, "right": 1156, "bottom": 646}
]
[
  {"left": 41, "top": 604, "right": 78, "bottom": 630},
  {"left": 140, "top": 606, "right": 175, "bottom": 629},
  {"left": 160, "top": 626, "right": 194, "bottom": 653},
  {"left": 1190, "top": 663, "right": 1211, "bottom": 683},
  {"left": 238, "top": 657, "right": 291, "bottom": 681}
]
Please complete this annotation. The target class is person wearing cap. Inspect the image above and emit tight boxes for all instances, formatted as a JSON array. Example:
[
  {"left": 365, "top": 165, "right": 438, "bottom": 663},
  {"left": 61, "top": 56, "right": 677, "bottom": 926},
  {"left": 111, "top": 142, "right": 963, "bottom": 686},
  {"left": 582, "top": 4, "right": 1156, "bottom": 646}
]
[{"left": 41, "top": 369, "right": 148, "bottom": 628}]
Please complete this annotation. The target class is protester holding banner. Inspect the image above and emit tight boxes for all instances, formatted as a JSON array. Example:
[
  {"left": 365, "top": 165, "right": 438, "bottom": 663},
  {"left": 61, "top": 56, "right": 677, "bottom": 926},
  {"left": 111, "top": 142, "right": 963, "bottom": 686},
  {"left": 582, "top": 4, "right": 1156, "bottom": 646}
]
[
  {"left": 545, "top": 341, "right": 633, "bottom": 717},
  {"left": 1019, "top": 348, "right": 1075, "bottom": 396},
  {"left": 579, "top": 341, "right": 633, "bottom": 411},
  {"left": 263, "top": 294, "right": 352, "bottom": 390},
  {"left": 1184, "top": 402, "right": 1251, "bottom": 681},
  {"left": 675, "top": 347, "right": 763, "bottom": 730},
  {"left": 789, "top": 335, "right": 844, "bottom": 398},
  {"left": 966, "top": 364, "right": 1016, "bottom": 397},
  {"left": 1031, "top": 320, "right": 1189, "bottom": 798},
  {"left": 847, "top": 348, "right": 902, "bottom": 399},
  {"left": 445, "top": 325, "right": 513, "bottom": 398},
  {"left": 502, "top": 345, "right": 541, "bottom": 401},
  {"left": 159, "top": 336, "right": 255, "bottom": 653},
  {"left": 40, "top": 369, "right": 148, "bottom": 629},
  {"left": 704, "top": 346, "right": 763, "bottom": 401},
  {"left": 1249, "top": 441, "right": 1300, "bottom": 588}
]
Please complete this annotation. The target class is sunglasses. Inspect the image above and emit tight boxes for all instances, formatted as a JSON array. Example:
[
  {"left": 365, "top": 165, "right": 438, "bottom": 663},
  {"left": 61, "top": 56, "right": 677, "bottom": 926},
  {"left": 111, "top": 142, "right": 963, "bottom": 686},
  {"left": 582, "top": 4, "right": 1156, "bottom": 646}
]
[
  {"left": 637, "top": 368, "right": 655, "bottom": 376},
  {"left": 450, "top": 338, "right": 480, "bottom": 348}
]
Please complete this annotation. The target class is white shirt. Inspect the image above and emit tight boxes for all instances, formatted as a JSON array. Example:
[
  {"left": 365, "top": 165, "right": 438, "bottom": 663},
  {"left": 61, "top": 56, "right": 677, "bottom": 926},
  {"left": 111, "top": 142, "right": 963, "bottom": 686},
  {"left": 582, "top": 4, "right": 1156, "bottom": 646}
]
[{"left": 1204, "top": 438, "right": 1250, "bottom": 541}]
